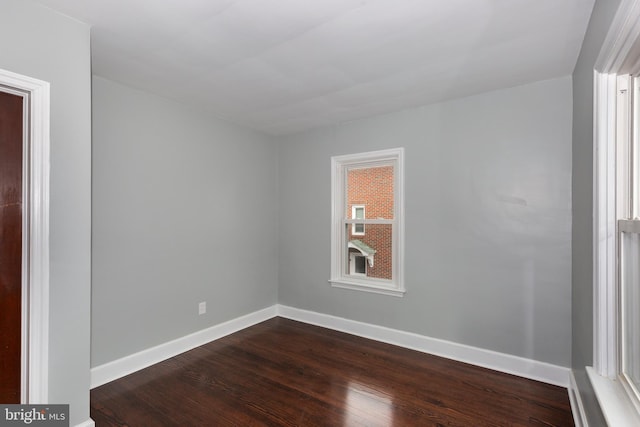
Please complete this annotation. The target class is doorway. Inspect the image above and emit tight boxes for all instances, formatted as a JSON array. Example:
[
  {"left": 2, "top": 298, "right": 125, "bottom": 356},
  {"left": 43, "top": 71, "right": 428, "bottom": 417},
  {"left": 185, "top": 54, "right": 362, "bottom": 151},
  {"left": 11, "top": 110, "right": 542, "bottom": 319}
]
[
  {"left": 0, "top": 68, "right": 50, "bottom": 404},
  {"left": 0, "top": 89, "right": 23, "bottom": 403}
]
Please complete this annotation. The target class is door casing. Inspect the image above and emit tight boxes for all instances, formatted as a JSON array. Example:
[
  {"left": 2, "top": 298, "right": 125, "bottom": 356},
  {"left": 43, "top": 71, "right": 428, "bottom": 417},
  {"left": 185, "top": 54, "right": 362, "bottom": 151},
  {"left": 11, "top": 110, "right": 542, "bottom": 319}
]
[{"left": 0, "top": 67, "right": 50, "bottom": 404}]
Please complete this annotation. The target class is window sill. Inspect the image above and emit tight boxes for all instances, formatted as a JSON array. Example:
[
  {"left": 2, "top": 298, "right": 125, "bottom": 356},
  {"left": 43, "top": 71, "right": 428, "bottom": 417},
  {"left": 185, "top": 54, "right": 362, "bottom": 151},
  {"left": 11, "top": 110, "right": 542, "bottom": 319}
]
[
  {"left": 328, "top": 279, "right": 405, "bottom": 297},
  {"left": 587, "top": 366, "right": 640, "bottom": 426}
]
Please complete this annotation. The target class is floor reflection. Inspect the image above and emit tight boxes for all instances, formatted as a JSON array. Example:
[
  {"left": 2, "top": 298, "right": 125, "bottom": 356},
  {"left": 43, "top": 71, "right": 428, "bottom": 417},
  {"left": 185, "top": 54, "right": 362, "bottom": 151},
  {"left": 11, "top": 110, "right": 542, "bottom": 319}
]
[{"left": 344, "top": 381, "right": 394, "bottom": 426}]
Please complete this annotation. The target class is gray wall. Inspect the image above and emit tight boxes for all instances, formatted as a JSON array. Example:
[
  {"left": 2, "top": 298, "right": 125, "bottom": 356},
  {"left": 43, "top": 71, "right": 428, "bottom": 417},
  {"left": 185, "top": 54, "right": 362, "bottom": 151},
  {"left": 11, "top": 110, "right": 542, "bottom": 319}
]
[
  {"left": 572, "top": 0, "right": 622, "bottom": 425},
  {"left": 0, "top": 0, "right": 613, "bottom": 422},
  {"left": 0, "top": 1, "right": 92, "bottom": 425},
  {"left": 91, "top": 76, "right": 279, "bottom": 366},
  {"left": 278, "top": 77, "right": 573, "bottom": 367}
]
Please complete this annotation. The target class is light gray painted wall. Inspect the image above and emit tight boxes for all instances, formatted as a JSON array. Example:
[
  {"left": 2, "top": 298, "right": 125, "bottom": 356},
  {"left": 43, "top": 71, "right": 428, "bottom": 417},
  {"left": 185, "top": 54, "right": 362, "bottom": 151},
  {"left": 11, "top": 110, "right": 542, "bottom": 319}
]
[
  {"left": 0, "top": 1, "right": 92, "bottom": 425},
  {"left": 571, "top": 0, "right": 622, "bottom": 425},
  {"left": 279, "top": 77, "right": 573, "bottom": 367},
  {"left": 0, "top": 1, "right": 609, "bottom": 421},
  {"left": 91, "top": 76, "right": 279, "bottom": 366}
]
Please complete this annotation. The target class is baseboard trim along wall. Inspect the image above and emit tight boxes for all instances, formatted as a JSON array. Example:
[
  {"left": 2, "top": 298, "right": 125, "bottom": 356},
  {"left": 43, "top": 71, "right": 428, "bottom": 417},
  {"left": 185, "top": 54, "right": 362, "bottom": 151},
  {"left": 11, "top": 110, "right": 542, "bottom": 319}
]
[
  {"left": 75, "top": 419, "right": 95, "bottom": 427},
  {"left": 90, "top": 306, "right": 278, "bottom": 388},
  {"left": 567, "top": 370, "right": 588, "bottom": 427},
  {"left": 276, "top": 305, "right": 570, "bottom": 388},
  {"left": 91, "top": 304, "right": 570, "bottom": 390}
]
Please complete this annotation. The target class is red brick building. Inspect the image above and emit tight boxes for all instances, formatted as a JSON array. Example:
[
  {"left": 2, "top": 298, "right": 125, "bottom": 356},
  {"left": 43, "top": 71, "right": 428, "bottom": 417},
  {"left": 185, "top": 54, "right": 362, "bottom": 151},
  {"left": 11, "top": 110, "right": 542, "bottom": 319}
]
[{"left": 346, "top": 165, "right": 393, "bottom": 280}]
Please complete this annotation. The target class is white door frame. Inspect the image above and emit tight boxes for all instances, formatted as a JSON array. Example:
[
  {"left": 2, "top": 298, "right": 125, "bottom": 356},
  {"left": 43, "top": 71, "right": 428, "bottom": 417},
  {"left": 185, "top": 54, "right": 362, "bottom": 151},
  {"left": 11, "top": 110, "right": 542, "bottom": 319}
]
[{"left": 0, "top": 67, "right": 50, "bottom": 404}]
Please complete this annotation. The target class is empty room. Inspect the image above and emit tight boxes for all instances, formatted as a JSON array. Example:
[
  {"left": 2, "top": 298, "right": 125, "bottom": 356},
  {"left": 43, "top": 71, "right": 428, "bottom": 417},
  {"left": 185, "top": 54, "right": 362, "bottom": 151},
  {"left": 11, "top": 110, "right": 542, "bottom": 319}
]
[{"left": 2, "top": 0, "right": 640, "bottom": 426}]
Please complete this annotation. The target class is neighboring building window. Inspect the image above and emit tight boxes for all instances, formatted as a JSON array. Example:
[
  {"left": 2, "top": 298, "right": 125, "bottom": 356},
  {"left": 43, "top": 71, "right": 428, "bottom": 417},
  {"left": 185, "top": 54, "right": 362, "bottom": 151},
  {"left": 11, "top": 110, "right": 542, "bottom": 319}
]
[
  {"left": 350, "top": 253, "right": 367, "bottom": 276},
  {"left": 352, "top": 205, "right": 365, "bottom": 235},
  {"left": 330, "top": 148, "right": 404, "bottom": 296}
]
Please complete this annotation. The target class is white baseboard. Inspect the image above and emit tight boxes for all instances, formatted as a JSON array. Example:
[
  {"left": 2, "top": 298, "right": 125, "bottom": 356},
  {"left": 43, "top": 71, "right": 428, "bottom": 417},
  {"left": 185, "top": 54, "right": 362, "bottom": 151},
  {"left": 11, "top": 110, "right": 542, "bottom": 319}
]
[
  {"left": 90, "top": 306, "right": 277, "bottom": 389},
  {"left": 75, "top": 418, "right": 95, "bottom": 427},
  {"left": 568, "top": 370, "right": 588, "bottom": 427},
  {"left": 277, "top": 305, "right": 570, "bottom": 388},
  {"left": 91, "top": 303, "right": 569, "bottom": 390}
]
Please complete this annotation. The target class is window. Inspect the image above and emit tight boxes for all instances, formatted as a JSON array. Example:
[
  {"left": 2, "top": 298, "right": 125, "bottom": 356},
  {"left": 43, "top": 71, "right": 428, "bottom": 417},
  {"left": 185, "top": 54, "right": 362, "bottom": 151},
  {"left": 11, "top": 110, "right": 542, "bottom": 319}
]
[
  {"left": 330, "top": 148, "right": 404, "bottom": 296},
  {"left": 592, "top": 72, "right": 640, "bottom": 422},
  {"left": 352, "top": 205, "right": 365, "bottom": 235},
  {"left": 616, "top": 75, "right": 640, "bottom": 404},
  {"left": 591, "top": 1, "right": 640, "bottom": 424},
  {"left": 592, "top": 69, "right": 640, "bottom": 425}
]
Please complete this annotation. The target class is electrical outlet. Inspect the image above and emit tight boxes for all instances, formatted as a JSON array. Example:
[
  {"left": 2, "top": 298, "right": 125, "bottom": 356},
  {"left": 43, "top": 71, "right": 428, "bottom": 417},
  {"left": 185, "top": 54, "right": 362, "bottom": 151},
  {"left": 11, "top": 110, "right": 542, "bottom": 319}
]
[{"left": 198, "top": 301, "right": 206, "bottom": 315}]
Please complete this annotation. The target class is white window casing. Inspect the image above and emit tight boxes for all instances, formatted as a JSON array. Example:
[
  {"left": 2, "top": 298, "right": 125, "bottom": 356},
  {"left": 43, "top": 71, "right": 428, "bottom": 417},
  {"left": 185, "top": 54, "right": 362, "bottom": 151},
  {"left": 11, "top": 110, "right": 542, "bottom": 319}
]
[
  {"left": 592, "top": 1, "right": 640, "bottom": 424},
  {"left": 329, "top": 148, "right": 405, "bottom": 297}
]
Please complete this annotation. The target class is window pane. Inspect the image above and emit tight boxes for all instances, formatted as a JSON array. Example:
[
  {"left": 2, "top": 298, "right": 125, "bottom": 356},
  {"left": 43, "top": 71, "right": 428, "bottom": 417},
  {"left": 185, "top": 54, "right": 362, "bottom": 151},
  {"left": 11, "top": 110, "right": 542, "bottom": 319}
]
[
  {"left": 346, "top": 166, "right": 393, "bottom": 220},
  {"left": 622, "top": 231, "right": 640, "bottom": 389},
  {"left": 345, "top": 223, "right": 392, "bottom": 280}
]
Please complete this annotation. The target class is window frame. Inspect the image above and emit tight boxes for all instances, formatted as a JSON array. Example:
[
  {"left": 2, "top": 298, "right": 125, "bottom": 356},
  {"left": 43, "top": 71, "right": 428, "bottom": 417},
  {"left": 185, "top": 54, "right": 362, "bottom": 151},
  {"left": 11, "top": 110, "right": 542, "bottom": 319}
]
[
  {"left": 592, "top": 71, "right": 640, "bottom": 427},
  {"left": 591, "top": 0, "right": 640, "bottom": 423},
  {"left": 351, "top": 205, "right": 365, "bottom": 235},
  {"left": 617, "top": 75, "right": 640, "bottom": 402},
  {"left": 329, "top": 148, "right": 405, "bottom": 297}
]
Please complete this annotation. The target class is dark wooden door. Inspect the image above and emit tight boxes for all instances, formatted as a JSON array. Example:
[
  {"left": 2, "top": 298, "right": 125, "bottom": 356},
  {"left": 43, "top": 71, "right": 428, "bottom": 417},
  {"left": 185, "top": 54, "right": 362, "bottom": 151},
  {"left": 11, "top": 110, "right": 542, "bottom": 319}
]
[{"left": 0, "top": 90, "right": 23, "bottom": 404}]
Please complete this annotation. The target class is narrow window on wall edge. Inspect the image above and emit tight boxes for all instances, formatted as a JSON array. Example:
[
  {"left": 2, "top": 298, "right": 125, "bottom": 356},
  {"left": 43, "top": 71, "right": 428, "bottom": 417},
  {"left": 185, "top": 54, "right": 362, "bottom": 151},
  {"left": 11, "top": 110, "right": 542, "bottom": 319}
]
[{"left": 329, "top": 147, "right": 405, "bottom": 297}]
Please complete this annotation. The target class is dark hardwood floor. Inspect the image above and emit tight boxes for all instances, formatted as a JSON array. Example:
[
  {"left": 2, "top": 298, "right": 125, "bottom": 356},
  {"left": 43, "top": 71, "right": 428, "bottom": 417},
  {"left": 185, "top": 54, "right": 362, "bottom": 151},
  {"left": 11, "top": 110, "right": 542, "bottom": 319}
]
[{"left": 91, "top": 317, "right": 574, "bottom": 426}]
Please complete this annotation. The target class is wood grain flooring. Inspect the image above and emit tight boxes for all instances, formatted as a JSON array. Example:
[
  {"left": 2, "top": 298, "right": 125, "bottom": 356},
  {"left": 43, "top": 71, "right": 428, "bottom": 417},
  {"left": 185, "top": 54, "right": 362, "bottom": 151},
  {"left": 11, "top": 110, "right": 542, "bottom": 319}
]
[{"left": 91, "top": 317, "right": 574, "bottom": 426}]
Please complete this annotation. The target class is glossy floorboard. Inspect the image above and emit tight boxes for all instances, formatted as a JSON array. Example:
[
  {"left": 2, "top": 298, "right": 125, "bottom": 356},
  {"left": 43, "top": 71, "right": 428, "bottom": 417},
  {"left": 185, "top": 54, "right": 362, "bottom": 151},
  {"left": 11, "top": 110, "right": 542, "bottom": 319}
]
[{"left": 91, "top": 317, "right": 574, "bottom": 426}]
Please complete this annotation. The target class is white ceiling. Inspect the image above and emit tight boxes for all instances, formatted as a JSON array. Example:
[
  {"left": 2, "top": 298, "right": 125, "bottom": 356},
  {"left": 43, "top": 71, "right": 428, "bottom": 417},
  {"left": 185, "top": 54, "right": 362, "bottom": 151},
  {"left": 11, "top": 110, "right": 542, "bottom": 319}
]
[{"left": 35, "top": 0, "right": 595, "bottom": 135}]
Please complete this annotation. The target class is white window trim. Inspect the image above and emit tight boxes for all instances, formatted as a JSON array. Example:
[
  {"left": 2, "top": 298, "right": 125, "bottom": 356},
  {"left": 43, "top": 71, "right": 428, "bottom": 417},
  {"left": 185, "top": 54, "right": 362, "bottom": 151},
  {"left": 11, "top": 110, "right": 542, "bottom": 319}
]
[
  {"left": 352, "top": 205, "right": 365, "bottom": 235},
  {"left": 592, "top": 1, "right": 640, "bottom": 425},
  {"left": 330, "top": 148, "right": 405, "bottom": 297}
]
